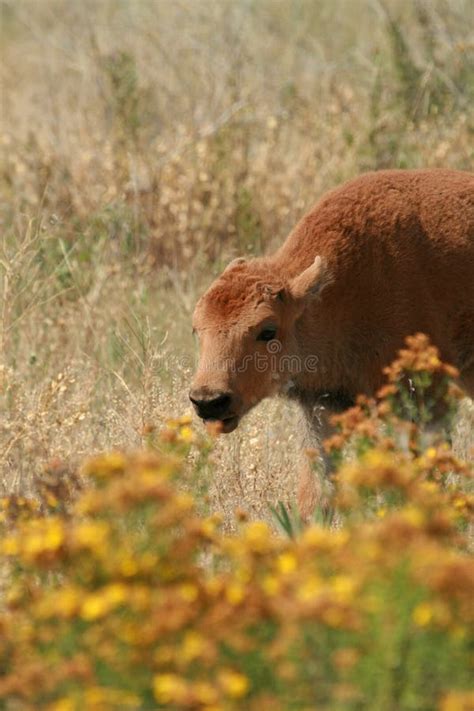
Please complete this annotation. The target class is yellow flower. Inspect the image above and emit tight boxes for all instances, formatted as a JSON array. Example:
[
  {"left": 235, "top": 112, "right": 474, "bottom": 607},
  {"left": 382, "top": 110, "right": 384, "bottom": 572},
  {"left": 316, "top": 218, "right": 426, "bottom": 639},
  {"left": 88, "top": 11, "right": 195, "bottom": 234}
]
[
  {"left": 178, "top": 582, "right": 199, "bottom": 602},
  {"left": 201, "top": 516, "right": 220, "bottom": 538},
  {"left": 81, "top": 584, "right": 126, "bottom": 621},
  {"left": 44, "top": 519, "right": 65, "bottom": 550},
  {"left": 179, "top": 425, "right": 195, "bottom": 443},
  {"left": 218, "top": 669, "right": 249, "bottom": 698},
  {"left": 412, "top": 602, "right": 433, "bottom": 627},
  {"left": 302, "top": 526, "right": 347, "bottom": 550},
  {"left": 302, "top": 526, "right": 328, "bottom": 547},
  {"left": 47, "top": 698, "right": 75, "bottom": 711},
  {"left": 84, "top": 687, "right": 140, "bottom": 707},
  {"left": 331, "top": 575, "right": 356, "bottom": 602},
  {"left": 297, "top": 575, "right": 322, "bottom": 602},
  {"left": 81, "top": 594, "right": 108, "bottom": 621},
  {"left": 1, "top": 537, "right": 19, "bottom": 555},
  {"left": 226, "top": 581, "right": 245, "bottom": 605},
  {"left": 74, "top": 521, "right": 109, "bottom": 550},
  {"left": 174, "top": 492, "right": 195, "bottom": 512},
  {"left": 104, "top": 583, "right": 127, "bottom": 606},
  {"left": 83, "top": 452, "right": 126, "bottom": 478},
  {"left": 439, "top": 690, "right": 474, "bottom": 711},
  {"left": 165, "top": 418, "right": 179, "bottom": 431},
  {"left": 262, "top": 574, "right": 281, "bottom": 596},
  {"left": 180, "top": 631, "right": 205, "bottom": 662},
  {"left": 54, "top": 587, "right": 80, "bottom": 618},
  {"left": 177, "top": 414, "right": 193, "bottom": 425},
  {"left": 119, "top": 557, "right": 139, "bottom": 577},
  {"left": 420, "top": 480, "right": 438, "bottom": 494},
  {"left": 402, "top": 506, "right": 425, "bottom": 528},
  {"left": 153, "top": 674, "right": 188, "bottom": 704},
  {"left": 277, "top": 552, "right": 297, "bottom": 575},
  {"left": 365, "top": 450, "right": 390, "bottom": 467},
  {"left": 45, "top": 493, "right": 58, "bottom": 508},
  {"left": 243, "top": 521, "right": 271, "bottom": 552},
  {"left": 23, "top": 519, "right": 64, "bottom": 559}
]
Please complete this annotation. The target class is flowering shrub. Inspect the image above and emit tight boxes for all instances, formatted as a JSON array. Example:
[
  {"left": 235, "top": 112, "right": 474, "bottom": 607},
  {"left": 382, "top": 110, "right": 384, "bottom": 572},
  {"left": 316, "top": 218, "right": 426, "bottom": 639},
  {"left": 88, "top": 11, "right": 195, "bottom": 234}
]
[{"left": 0, "top": 338, "right": 473, "bottom": 711}]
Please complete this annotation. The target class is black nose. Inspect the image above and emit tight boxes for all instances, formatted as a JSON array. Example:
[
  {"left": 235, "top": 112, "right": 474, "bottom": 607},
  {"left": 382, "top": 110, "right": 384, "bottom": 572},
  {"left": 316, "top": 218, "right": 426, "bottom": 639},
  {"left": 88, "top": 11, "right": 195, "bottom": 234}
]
[{"left": 189, "top": 391, "right": 232, "bottom": 420}]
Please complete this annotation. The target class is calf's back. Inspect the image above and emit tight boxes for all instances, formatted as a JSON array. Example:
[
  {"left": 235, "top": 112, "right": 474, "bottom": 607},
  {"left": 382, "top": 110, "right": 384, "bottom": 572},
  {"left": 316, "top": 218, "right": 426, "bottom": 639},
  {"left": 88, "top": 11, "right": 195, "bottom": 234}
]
[{"left": 272, "top": 169, "right": 474, "bottom": 395}]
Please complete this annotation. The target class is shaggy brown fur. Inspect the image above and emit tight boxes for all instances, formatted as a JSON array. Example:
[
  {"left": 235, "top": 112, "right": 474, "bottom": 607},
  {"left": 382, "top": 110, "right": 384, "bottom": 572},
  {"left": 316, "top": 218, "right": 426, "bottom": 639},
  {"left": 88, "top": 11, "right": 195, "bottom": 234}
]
[{"left": 190, "top": 169, "right": 474, "bottom": 517}]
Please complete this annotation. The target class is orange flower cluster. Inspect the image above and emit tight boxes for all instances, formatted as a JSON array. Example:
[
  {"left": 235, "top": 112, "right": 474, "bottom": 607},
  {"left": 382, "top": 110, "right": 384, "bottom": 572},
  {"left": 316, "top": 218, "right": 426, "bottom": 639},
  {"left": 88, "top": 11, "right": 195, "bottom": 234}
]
[
  {"left": 382, "top": 333, "right": 460, "bottom": 385},
  {"left": 380, "top": 333, "right": 463, "bottom": 426},
  {"left": 0, "top": 342, "right": 473, "bottom": 711},
  {"left": 327, "top": 334, "right": 466, "bottom": 462}
]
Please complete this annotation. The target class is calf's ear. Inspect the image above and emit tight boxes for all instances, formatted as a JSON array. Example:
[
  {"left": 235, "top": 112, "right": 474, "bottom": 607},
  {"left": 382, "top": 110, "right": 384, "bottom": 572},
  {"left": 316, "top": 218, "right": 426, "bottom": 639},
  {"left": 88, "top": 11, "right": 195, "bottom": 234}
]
[
  {"left": 223, "top": 257, "right": 246, "bottom": 274},
  {"left": 288, "top": 256, "right": 332, "bottom": 301}
]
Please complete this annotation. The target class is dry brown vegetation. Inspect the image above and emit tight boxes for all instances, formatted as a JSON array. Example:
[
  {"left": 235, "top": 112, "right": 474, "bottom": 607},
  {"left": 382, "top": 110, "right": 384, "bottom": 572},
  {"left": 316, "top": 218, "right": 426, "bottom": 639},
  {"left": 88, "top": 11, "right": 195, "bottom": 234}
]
[{"left": 1, "top": 0, "right": 473, "bottom": 524}]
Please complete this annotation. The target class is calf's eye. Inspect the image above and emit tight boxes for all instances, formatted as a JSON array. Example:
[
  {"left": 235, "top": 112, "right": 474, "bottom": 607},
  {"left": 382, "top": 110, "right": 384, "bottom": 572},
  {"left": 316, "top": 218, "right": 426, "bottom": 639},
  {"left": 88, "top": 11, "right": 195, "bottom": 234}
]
[{"left": 257, "top": 327, "right": 277, "bottom": 342}]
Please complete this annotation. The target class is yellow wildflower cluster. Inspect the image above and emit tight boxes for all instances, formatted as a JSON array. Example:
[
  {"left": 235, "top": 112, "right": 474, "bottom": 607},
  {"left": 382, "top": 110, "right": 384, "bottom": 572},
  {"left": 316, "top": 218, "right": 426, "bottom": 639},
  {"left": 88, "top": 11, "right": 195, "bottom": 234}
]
[{"left": 0, "top": 338, "right": 473, "bottom": 710}]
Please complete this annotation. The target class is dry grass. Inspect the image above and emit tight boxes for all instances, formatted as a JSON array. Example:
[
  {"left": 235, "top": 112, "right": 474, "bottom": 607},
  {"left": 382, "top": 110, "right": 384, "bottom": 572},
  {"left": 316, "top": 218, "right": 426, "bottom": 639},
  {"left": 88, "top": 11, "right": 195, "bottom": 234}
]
[{"left": 1, "top": 0, "right": 473, "bottom": 524}]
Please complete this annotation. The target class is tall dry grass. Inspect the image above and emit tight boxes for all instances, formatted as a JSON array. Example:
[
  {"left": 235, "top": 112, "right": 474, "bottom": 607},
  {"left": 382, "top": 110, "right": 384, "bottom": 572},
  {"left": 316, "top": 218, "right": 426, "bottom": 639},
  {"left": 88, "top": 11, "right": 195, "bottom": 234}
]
[{"left": 1, "top": 0, "right": 473, "bottom": 523}]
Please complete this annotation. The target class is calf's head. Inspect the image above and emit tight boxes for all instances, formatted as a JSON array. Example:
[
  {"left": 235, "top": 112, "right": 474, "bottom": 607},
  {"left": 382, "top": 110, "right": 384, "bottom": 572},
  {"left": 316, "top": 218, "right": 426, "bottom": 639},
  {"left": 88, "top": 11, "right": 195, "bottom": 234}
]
[{"left": 190, "top": 256, "right": 330, "bottom": 432}]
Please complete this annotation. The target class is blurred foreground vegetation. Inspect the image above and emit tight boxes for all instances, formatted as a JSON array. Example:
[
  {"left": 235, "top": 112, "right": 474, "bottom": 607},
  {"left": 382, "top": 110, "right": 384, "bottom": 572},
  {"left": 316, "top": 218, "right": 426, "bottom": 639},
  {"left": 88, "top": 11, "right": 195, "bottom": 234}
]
[
  {"left": 0, "top": 0, "right": 473, "bottom": 514},
  {"left": 0, "top": 338, "right": 473, "bottom": 710}
]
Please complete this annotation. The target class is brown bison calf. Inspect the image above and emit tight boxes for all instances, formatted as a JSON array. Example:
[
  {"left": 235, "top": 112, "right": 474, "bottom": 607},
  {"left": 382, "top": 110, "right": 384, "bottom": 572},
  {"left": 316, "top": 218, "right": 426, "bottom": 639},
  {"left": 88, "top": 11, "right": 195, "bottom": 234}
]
[{"left": 190, "top": 169, "right": 474, "bottom": 518}]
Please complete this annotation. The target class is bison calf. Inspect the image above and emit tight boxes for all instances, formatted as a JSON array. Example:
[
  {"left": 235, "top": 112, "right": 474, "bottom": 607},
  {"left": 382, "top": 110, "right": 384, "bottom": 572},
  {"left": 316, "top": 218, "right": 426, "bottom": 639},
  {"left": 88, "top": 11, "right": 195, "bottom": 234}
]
[{"left": 190, "top": 169, "right": 474, "bottom": 517}]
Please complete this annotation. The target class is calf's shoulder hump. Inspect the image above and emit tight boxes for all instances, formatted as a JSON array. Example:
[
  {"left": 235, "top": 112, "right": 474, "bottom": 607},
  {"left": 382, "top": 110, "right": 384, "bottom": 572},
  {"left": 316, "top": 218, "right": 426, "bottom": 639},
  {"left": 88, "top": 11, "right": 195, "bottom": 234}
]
[{"left": 274, "top": 168, "right": 474, "bottom": 274}]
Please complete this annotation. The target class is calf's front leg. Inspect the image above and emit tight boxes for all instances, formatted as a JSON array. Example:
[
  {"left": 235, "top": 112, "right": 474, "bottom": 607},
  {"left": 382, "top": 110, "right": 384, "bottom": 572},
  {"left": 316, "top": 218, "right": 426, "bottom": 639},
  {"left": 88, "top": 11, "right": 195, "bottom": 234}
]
[{"left": 296, "top": 402, "right": 337, "bottom": 522}]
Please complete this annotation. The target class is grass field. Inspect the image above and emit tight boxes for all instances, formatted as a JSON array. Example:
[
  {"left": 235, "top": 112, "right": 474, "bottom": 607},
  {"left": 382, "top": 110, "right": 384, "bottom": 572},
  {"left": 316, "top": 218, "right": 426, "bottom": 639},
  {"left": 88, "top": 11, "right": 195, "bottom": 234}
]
[{"left": 1, "top": 2, "right": 474, "bottom": 708}]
